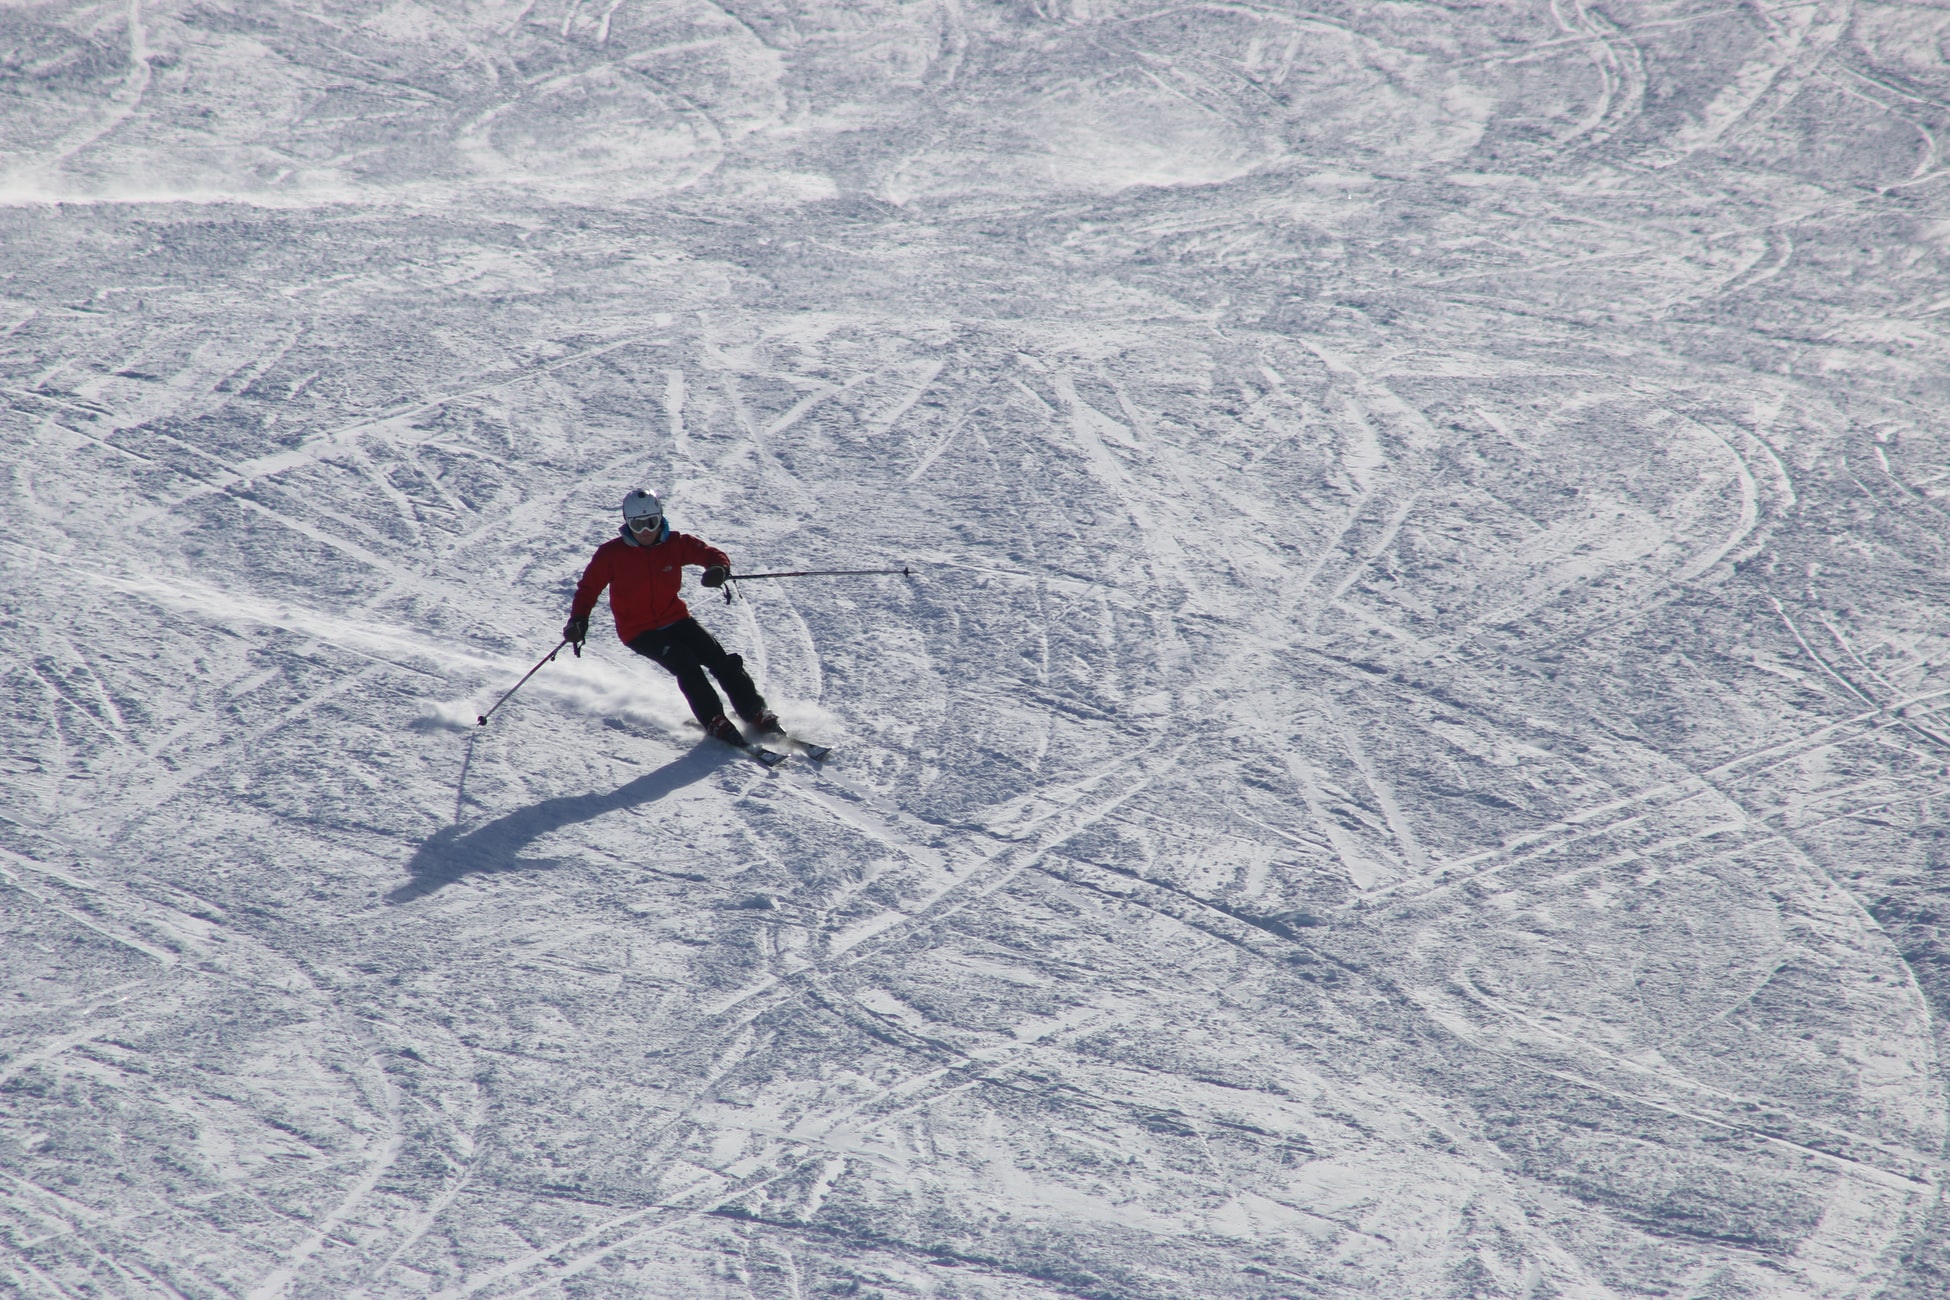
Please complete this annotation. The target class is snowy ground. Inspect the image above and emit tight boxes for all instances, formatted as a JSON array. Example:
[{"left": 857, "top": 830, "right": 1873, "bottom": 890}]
[{"left": 4, "top": 2, "right": 1950, "bottom": 1297}]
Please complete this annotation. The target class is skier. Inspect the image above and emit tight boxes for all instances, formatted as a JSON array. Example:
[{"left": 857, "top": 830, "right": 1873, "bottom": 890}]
[{"left": 562, "top": 489, "right": 780, "bottom": 749}]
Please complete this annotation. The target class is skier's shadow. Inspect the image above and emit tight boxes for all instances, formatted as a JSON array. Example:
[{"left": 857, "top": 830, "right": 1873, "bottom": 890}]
[{"left": 389, "top": 746, "right": 725, "bottom": 904}]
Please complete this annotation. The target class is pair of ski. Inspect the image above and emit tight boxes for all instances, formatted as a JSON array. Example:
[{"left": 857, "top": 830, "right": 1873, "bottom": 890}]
[{"left": 722, "top": 729, "right": 830, "bottom": 768}]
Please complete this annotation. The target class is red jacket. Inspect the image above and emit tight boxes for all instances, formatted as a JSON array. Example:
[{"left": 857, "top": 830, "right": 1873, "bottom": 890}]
[{"left": 572, "top": 529, "right": 730, "bottom": 642}]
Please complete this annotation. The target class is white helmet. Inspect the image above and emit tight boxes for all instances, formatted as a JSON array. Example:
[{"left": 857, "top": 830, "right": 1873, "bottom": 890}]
[{"left": 620, "top": 488, "right": 664, "bottom": 536}]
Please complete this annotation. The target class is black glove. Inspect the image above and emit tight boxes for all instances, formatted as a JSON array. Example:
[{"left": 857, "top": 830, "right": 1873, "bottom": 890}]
[
  {"left": 562, "top": 613, "right": 589, "bottom": 645},
  {"left": 701, "top": 564, "right": 730, "bottom": 589}
]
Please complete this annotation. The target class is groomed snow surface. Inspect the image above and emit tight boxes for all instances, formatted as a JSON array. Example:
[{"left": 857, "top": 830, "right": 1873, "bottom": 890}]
[{"left": 4, "top": 2, "right": 1950, "bottom": 1297}]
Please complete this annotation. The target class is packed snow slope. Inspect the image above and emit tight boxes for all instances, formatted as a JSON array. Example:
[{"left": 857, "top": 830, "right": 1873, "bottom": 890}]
[{"left": 5, "top": 2, "right": 1950, "bottom": 1297}]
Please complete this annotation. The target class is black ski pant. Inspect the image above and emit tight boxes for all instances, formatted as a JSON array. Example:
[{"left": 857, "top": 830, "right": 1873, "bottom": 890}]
[{"left": 627, "top": 617, "right": 767, "bottom": 728}]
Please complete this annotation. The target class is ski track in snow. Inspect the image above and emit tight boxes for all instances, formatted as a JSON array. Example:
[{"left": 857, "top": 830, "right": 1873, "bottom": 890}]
[{"left": 5, "top": 1, "right": 1950, "bottom": 1297}]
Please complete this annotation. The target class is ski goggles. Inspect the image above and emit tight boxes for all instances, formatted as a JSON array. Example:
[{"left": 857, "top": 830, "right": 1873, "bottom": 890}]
[{"left": 626, "top": 512, "right": 663, "bottom": 534}]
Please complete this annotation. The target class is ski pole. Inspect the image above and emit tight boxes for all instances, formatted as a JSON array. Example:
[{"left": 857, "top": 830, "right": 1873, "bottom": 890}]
[
  {"left": 477, "top": 639, "right": 569, "bottom": 727},
  {"left": 731, "top": 566, "right": 913, "bottom": 580},
  {"left": 720, "top": 565, "right": 913, "bottom": 602}
]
